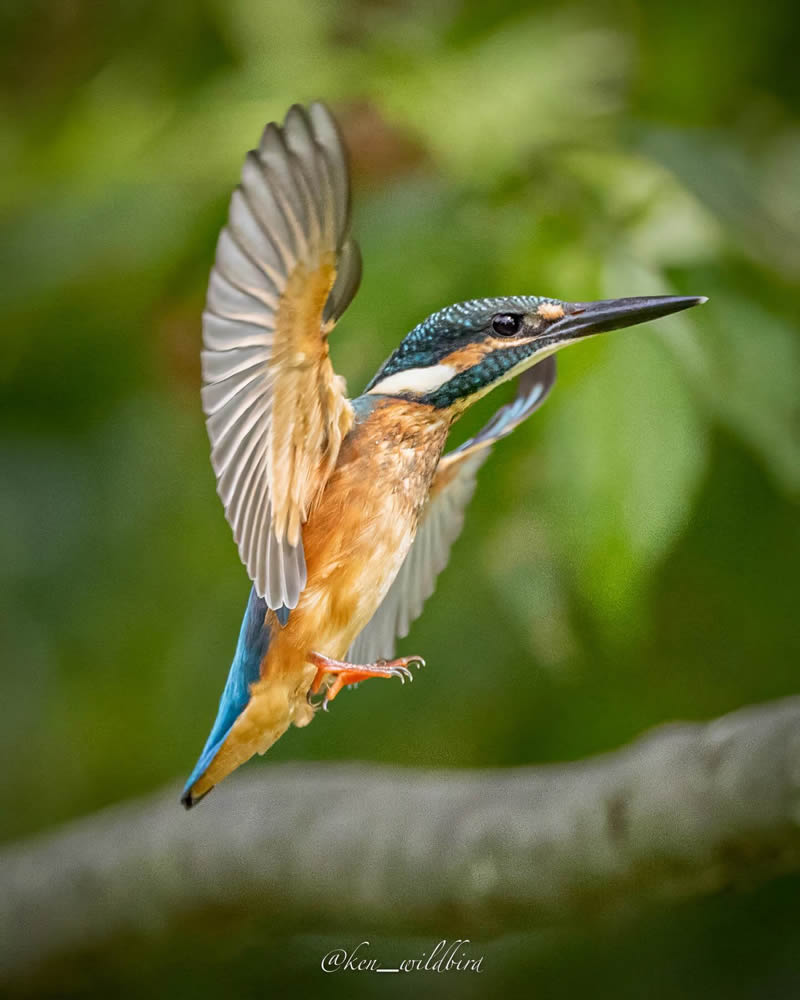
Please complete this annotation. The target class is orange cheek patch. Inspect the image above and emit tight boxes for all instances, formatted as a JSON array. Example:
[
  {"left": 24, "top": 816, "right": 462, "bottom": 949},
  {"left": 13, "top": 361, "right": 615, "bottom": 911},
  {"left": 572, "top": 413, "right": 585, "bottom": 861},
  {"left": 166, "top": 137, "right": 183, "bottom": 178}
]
[
  {"left": 442, "top": 340, "right": 492, "bottom": 371},
  {"left": 537, "top": 302, "right": 565, "bottom": 321}
]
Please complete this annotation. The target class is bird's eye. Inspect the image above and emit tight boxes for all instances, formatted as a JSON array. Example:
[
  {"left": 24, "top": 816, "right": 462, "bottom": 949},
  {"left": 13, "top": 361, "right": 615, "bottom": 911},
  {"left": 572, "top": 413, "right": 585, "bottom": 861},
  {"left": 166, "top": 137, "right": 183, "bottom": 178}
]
[{"left": 492, "top": 314, "right": 522, "bottom": 337}]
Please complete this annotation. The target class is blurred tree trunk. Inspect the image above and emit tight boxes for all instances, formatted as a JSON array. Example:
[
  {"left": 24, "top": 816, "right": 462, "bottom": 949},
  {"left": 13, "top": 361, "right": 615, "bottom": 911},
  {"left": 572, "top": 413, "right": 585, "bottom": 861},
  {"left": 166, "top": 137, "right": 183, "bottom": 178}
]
[{"left": 3, "top": 697, "right": 800, "bottom": 981}]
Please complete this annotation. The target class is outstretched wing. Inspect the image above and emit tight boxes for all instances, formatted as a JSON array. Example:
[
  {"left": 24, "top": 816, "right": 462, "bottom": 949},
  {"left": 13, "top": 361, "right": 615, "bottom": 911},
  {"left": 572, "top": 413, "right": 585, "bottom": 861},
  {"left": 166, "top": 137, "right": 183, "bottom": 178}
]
[
  {"left": 347, "top": 356, "right": 557, "bottom": 662},
  {"left": 202, "top": 102, "right": 362, "bottom": 611}
]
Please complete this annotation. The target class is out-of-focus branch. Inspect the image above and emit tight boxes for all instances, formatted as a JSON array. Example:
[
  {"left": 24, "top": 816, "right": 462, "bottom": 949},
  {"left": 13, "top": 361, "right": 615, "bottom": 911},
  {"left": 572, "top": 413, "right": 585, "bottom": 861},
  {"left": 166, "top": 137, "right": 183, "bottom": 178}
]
[{"left": 3, "top": 697, "right": 800, "bottom": 978}]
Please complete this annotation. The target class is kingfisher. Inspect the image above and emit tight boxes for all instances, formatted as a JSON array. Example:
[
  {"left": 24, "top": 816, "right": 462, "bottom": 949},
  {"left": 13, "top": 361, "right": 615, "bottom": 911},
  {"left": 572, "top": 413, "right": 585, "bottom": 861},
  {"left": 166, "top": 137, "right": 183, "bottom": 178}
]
[{"left": 181, "top": 101, "right": 705, "bottom": 807}]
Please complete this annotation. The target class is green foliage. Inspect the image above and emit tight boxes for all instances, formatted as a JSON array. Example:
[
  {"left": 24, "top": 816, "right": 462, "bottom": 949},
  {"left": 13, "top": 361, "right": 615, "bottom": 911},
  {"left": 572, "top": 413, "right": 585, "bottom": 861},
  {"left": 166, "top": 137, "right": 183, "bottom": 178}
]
[
  {"left": 2, "top": 0, "right": 799, "bottom": 993},
  {"left": 544, "top": 334, "right": 709, "bottom": 629}
]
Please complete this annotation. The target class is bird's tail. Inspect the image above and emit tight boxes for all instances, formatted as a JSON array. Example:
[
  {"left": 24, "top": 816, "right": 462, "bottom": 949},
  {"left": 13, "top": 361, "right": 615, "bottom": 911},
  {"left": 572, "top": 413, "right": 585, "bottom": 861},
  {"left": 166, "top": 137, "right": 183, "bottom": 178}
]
[{"left": 181, "top": 587, "right": 273, "bottom": 808}]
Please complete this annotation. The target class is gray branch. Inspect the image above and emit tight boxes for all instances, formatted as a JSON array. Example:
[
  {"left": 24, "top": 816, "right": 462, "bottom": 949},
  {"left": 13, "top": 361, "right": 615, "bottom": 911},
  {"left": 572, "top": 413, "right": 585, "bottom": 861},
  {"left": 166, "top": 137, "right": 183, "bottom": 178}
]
[{"left": 4, "top": 696, "right": 800, "bottom": 978}]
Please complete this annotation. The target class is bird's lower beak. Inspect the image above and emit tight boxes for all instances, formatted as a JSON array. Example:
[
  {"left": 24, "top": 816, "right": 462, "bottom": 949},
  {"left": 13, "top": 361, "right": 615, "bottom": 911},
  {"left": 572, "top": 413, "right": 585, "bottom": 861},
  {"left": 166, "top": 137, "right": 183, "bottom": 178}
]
[{"left": 544, "top": 294, "right": 707, "bottom": 345}]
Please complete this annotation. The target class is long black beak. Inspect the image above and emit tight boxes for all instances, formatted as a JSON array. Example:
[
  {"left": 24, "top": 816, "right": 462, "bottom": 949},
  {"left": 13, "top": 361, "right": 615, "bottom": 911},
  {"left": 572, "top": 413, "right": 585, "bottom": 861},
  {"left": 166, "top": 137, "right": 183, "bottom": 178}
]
[{"left": 546, "top": 295, "right": 707, "bottom": 343}]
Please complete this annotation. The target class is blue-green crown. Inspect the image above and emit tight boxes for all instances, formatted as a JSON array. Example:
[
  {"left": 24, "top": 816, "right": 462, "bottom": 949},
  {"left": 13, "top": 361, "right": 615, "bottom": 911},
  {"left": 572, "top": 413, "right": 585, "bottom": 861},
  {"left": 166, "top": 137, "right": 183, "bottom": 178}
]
[{"left": 365, "top": 296, "right": 546, "bottom": 392}]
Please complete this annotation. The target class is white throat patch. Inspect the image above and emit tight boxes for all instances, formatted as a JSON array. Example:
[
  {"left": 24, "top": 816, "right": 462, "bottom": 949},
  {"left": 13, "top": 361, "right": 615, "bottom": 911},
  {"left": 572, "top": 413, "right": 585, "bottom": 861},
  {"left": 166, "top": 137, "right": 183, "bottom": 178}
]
[{"left": 368, "top": 363, "right": 457, "bottom": 397}]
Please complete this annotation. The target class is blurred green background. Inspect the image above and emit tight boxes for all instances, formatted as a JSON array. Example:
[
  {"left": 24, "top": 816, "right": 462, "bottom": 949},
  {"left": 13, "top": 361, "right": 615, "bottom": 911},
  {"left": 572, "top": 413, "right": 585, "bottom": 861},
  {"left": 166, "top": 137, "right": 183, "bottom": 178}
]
[{"left": 2, "top": 0, "right": 799, "bottom": 995}]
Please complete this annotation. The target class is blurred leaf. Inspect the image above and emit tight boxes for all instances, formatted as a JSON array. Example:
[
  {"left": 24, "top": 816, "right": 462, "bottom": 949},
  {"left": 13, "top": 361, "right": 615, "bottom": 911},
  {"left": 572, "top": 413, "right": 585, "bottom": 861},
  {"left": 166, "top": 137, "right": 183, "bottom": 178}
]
[
  {"left": 638, "top": 124, "right": 800, "bottom": 280},
  {"left": 380, "top": 15, "right": 629, "bottom": 182},
  {"left": 484, "top": 513, "right": 578, "bottom": 669},
  {"left": 668, "top": 295, "right": 800, "bottom": 494},
  {"left": 0, "top": 183, "right": 200, "bottom": 312},
  {"left": 543, "top": 334, "right": 709, "bottom": 629}
]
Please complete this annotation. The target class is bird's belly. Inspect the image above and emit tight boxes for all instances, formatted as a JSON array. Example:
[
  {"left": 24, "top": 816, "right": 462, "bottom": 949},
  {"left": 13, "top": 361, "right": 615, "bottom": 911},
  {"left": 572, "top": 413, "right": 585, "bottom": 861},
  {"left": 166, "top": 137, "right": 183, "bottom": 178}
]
[
  {"left": 294, "top": 485, "right": 417, "bottom": 658},
  {"left": 277, "top": 399, "right": 451, "bottom": 664},
  {"left": 240, "top": 472, "right": 420, "bottom": 750}
]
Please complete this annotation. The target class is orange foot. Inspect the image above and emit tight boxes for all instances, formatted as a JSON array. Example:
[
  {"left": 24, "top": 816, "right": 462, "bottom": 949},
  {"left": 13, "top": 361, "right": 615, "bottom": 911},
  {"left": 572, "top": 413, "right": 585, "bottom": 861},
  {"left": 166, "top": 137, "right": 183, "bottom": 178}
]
[{"left": 307, "top": 651, "right": 426, "bottom": 710}]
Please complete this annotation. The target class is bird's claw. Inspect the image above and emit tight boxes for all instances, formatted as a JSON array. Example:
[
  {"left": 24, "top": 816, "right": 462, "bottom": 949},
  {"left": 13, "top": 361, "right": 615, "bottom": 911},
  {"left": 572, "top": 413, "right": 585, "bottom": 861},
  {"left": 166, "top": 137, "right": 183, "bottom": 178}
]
[
  {"left": 307, "top": 653, "right": 426, "bottom": 710},
  {"left": 306, "top": 690, "right": 328, "bottom": 712},
  {"left": 390, "top": 655, "right": 425, "bottom": 683},
  {"left": 385, "top": 657, "right": 423, "bottom": 684}
]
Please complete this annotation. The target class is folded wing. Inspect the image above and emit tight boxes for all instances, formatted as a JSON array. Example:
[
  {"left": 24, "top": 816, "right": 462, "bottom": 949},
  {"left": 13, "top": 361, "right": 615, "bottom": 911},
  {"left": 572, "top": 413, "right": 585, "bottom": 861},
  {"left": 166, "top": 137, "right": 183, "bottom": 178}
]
[
  {"left": 202, "top": 103, "right": 361, "bottom": 611},
  {"left": 348, "top": 357, "right": 557, "bottom": 662}
]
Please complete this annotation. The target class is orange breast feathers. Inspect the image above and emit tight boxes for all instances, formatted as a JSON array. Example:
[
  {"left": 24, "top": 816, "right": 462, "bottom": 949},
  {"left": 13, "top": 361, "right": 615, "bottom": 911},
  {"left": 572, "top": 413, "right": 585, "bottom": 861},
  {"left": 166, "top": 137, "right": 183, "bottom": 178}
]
[{"left": 283, "top": 397, "right": 452, "bottom": 660}]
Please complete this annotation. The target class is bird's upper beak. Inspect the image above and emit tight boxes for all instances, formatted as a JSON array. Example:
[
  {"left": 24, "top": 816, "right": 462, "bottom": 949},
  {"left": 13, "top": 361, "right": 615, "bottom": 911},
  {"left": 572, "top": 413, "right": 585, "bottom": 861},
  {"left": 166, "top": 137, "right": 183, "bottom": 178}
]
[{"left": 543, "top": 294, "right": 707, "bottom": 346}]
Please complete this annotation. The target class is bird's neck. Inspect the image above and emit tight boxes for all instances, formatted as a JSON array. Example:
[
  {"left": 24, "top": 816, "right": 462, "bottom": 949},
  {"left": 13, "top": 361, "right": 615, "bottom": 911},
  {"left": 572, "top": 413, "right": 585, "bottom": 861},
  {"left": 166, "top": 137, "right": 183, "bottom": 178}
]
[
  {"left": 350, "top": 395, "right": 457, "bottom": 489},
  {"left": 353, "top": 392, "right": 455, "bottom": 443},
  {"left": 344, "top": 393, "right": 453, "bottom": 520}
]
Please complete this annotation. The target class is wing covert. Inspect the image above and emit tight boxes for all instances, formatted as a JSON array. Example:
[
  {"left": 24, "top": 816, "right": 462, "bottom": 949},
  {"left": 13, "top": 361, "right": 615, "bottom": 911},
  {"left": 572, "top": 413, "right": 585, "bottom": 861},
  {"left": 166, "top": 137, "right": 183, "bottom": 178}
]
[{"left": 202, "top": 102, "right": 361, "bottom": 611}]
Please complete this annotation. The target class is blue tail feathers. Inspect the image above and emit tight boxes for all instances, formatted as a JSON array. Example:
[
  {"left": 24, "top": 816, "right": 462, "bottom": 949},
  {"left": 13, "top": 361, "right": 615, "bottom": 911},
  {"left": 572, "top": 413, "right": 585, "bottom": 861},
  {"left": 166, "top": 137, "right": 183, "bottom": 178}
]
[{"left": 181, "top": 587, "right": 273, "bottom": 807}]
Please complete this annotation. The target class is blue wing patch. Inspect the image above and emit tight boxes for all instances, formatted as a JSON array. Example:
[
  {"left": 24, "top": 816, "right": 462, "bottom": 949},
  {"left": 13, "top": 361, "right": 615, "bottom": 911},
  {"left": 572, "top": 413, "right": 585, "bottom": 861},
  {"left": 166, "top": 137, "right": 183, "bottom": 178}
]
[{"left": 181, "top": 587, "right": 274, "bottom": 806}]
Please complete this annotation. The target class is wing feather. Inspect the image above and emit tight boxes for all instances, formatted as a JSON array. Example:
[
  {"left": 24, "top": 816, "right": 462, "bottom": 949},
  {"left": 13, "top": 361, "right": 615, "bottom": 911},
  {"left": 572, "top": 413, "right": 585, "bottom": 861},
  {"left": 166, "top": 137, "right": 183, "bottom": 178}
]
[{"left": 203, "top": 102, "right": 361, "bottom": 610}]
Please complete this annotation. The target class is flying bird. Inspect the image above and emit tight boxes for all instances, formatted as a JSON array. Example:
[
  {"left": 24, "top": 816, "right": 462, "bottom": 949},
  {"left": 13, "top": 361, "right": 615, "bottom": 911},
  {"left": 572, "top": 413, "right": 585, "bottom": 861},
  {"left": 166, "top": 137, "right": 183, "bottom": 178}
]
[{"left": 182, "top": 101, "right": 705, "bottom": 807}]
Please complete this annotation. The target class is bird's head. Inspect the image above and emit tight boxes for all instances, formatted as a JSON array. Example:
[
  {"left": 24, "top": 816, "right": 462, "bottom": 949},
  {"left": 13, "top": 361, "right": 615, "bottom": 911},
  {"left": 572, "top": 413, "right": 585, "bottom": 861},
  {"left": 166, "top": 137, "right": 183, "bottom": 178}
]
[{"left": 366, "top": 294, "right": 706, "bottom": 413}]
